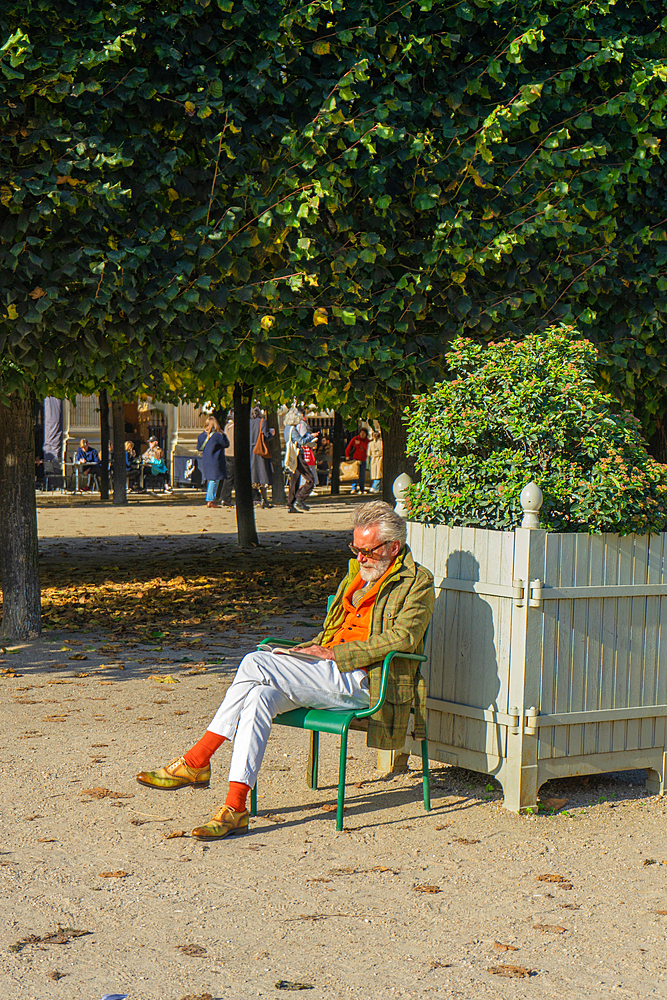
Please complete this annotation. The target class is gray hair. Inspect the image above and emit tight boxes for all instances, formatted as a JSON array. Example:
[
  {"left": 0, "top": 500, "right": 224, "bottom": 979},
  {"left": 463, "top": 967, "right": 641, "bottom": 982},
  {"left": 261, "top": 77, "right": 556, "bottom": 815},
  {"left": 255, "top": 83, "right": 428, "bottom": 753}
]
[{"left": 352, "top": 501, "right": 406, "bottom": 546}]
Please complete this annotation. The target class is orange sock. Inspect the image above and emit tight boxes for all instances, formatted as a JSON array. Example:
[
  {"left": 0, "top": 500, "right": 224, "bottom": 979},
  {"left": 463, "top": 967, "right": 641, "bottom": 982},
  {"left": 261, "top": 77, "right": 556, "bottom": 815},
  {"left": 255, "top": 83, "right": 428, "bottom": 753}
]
[
  {"left": 225, "top": 780, "right": 251, "bottom": 814},
  {"left": 182, "top": 730, "right": 227, "bottom": 769}
]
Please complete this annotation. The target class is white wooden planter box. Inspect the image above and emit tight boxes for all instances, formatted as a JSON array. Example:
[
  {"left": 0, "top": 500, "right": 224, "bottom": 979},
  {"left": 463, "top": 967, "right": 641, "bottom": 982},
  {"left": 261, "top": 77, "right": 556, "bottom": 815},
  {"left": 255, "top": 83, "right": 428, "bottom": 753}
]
[{"left": 403, "top": 508, "right": 667, "bottom": 811}]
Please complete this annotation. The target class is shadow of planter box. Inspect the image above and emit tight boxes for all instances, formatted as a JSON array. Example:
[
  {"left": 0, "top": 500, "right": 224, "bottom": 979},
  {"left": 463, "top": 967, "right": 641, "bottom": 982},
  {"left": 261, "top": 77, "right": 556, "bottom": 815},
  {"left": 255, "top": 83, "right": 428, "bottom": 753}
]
[{"left": 403, "top": 510, "right": 667, "bottom": 812}]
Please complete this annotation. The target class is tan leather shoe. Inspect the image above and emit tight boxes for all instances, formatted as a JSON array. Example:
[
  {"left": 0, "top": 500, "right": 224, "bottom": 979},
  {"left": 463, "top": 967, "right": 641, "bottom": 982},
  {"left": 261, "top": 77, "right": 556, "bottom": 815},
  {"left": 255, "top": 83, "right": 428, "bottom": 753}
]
[
  {"left": 136, "top": 756, "right": 210, "bottom": 790},
  {"left": 191, "top": 805, "right": 249, "bottom": 840}
]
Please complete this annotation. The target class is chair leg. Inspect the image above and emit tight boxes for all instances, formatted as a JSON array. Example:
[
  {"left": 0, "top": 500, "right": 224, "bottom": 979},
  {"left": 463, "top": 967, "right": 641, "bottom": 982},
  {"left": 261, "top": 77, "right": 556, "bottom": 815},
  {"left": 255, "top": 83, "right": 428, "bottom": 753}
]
[
  {"left": 421, "top": 734, "right": 431, "bottom": 812},
  {"left": 307, "top": 731, "right": 319, "bottom": 790},
  {"left": 336, "top": 727, "right": 349, "bottom": 832},
  {"left": 250, "top": 783, "right": 257, "bottom": 817}
]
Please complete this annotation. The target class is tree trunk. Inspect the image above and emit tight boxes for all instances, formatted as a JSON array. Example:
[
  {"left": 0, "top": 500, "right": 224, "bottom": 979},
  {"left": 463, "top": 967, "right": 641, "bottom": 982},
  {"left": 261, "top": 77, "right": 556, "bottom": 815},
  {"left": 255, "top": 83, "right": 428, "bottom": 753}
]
[
  {"left": 647, "top": 414, "right": 667, "bottom": 464},
  {"left": 331, "top": 411, "right": 343, "bottom": 496},
  {"left": 382, "top": 392, "right": 416, "bottom": 506},
  {"left": 111, "top": 399, "right": 128, "bottom": 505},
  {"left": 0, "top": 391, "right": 41, "bottom": 639},
  {"left": 233, "top": 382, "right": 259, "bottom": 546},
  {"left": 266, "top": 408, "right": 286, "bottom": 505},
  {"left": 99, "top": 389, "right": 110, "bottom": 501}
]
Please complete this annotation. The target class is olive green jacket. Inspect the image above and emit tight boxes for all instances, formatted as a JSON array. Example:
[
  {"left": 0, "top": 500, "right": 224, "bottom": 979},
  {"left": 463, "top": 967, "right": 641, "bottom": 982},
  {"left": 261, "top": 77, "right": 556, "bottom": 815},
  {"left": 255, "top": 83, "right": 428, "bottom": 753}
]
[{"left": 311, "top": 546, "right": 434, "bottom": 750}]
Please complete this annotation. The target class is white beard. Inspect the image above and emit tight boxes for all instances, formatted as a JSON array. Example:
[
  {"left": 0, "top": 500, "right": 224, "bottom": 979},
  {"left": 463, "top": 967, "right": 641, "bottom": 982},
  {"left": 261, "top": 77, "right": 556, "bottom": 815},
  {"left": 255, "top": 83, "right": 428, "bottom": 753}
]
[{"left": 359, "top": 553, "right": 393, "bottom": 584}]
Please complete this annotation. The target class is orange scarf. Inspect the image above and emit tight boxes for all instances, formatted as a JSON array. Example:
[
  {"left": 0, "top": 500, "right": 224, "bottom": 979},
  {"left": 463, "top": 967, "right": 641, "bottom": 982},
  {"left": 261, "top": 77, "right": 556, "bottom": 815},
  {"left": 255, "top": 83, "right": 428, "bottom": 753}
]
[{"left": 326, "top": 561, "right": 396, "bottom": 649}]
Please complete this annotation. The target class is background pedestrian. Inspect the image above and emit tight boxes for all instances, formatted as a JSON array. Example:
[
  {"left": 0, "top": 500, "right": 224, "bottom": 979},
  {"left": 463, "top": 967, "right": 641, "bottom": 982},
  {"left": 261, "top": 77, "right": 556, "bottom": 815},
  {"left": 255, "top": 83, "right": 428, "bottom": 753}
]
[
  {"left": 368, "top": 430, "right": 383, "bottom": 493},
  {"left": 250, "top": 405, "right": 275, "bottom": 508},
  {"left": 345, "top": 427, "right": 369, "bottom": 494},
  {"left": 197, "top": 416, "right": 230, "bottom": 508}
]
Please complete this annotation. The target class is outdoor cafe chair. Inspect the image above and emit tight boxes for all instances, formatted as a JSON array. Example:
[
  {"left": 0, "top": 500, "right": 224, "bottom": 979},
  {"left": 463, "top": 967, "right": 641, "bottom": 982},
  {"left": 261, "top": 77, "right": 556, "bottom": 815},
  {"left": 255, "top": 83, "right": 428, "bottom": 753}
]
[{"left": 250, "top": 600, "right": 431, "bottom": 831}]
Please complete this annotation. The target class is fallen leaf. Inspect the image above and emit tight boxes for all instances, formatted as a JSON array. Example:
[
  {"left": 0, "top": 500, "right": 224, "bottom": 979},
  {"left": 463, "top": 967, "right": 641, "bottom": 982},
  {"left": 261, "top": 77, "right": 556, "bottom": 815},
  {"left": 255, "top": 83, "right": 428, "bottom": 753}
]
[
  {"left": 306, "top": 878, "right": 332, "bottom": 883},
  {"left": 98, "top": 871, "right": 129, "bottom": 878},
  {"left": 165, "top": 830, "right": 186, "bottom": 839},
  {"left": 643, "top": 859, "right": 657, "bottom": 866},
  {"left": 36, "top": 838, "right": 56, "bottom": 843},
  {"left": 655, "top": 910, "right": 667, "bottom": 915},
  {"left": 148, "top": 674, "right": 179, "bottom": 684},
  {"left": 81, "top": 788, "right": 134, "bottom": 800},
  {"left": 429, "top": 960, "right": 452, "bottom": 969},
  {"left": 68, "top": 654, "right": 88, "bottom": 661},
  {"left": 537, "top": 874, "right": 569, "bottom": 882},
  {"left": 129, "top": 819, "right": 149, "bottom": 826},
  {"left": 561, "top": 903, "right": 580, "bottom": 910},
  {"left": 177, "top": 944, "right": 207, "bottom": 957},
  {"left": 493, "top": 942, "right": 519, "bottom": 951},
  {"left": 9, "top": 927, "right": 91, "bottom": 953},
  {"left": 47, "top": 970, "right": 66, "bottom": 980},
  {"left": 328, "top": 867, "right": 355, "bottom": 876},
  {"left": 265, "top": 813, "right": 286, "bottom": 824},
  {"left": 413, "top": 885, "right": 441, "bottom": 893},
  {"left": 275, "top": 982, "right": 314, "bottom": 990},
  {"left": 540, "top": 797, "right": 568, "bottom": 810},
  {"left": 452, "top": 837, "right": 480, "bottom": 845},
  {"left": 533, "top": 923, "right": 566, "bottom": 934},
  {"left": 487, "top": 964, "right": 534, "bottom": 978}
]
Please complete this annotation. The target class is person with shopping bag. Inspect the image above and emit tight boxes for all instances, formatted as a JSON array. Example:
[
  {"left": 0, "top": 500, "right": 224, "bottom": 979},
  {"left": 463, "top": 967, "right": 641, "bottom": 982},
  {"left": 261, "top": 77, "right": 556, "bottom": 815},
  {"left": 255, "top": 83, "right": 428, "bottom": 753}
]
[
  {"left": 284, "top": 406, "right": 318, "bottom": 513},
  {"left": 249, "top": 406, "right": 275, "bottom": 508},
  {"left": 345, "top": 427, "right": 369, "bottom": 494}
]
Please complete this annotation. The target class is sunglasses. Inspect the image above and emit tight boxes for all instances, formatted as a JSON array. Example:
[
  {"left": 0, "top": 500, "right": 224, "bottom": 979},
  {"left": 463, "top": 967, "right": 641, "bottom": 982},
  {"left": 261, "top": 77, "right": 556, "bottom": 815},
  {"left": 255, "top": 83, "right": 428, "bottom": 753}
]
[{"left": 349, "top": 541, "right": 388, "bottom": 560}]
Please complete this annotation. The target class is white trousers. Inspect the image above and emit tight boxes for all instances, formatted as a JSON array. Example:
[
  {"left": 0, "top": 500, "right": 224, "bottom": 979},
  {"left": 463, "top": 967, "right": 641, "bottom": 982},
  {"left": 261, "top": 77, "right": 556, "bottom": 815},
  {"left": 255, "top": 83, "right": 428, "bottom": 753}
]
[{"left": 207, "top": 650, "right": 369, "bottom": 786}]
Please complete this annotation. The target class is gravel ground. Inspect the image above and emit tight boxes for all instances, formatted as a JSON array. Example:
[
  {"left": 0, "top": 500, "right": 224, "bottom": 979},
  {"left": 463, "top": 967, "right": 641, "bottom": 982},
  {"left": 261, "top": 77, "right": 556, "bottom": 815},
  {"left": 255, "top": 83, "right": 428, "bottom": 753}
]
[{"left": 0, "top": 493, "right": 665, "bottom": 1000}]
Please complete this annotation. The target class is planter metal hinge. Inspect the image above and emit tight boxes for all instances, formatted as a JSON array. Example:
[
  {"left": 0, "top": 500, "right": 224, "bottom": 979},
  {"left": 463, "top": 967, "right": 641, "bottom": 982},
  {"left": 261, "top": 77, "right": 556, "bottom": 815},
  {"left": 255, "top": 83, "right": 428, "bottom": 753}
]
[
  {"left": 512, "top": 579, "right": 525, "bottom": 607},
  {"left": 529, "top": 579, "right": 543, "bottom": 608}
]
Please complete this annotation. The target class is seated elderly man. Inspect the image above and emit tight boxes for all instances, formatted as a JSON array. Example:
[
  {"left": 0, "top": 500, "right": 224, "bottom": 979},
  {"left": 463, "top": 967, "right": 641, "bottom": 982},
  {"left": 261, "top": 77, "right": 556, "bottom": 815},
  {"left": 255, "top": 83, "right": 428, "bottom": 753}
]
[{"left": 137, "top": 501, "right": 434, "bottom": 839}]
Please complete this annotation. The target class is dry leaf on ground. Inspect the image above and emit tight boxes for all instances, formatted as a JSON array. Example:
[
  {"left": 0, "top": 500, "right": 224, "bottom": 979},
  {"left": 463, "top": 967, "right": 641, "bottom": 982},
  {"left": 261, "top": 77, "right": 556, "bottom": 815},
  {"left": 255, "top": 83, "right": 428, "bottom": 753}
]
[
  {"left": 275, "top": 982, "right": 315, "bottom": 990},
  {"left": 307, "top": 878, "right": 332, "bottom": 883},
  {"left": 165, "top": 831, "right": 186, "bottom": 839},
  {"left": 68, "top": 654, "right": 88, "bottom": 661},
  {"left": 8, "top": 927, "right": 91, "bottom": 953},
  {"left": 643, "top": 859, "right": 657, "bottom": 866},
  {"left": 328, "top": 867, "right": 355, "bottom": 876},
  {"left": 533, "top": 923, "right": 566, "bottom": 933},
  {"left": 488, "top": 964, "right": 534, "bottom": 978},
  {"left": 47, "top": 971, "right": 66, "bottom": 980},
  {"left": 452, "top": 837, "right": 480, "bottom": 845},
  {"left": 81, "top": 788, "right": 134, "bottom": 799},
  {"left": 36, "top": 838, "right": 56, "bottom": 843},
  {"left": 429, "top": 960, "right": 452, "bottom": 969},
  {"left": 177, "top": 944, "right": 207, "bottom": 957},
  {"left": 148, "top": 674, "right": 179, "bottom": 684},
  {"left": 413, "top": 885, "right": 441, "bottom": 894},
  {"left": 493, "top": 942, "right": 519, "bottom": 951},
  {"left": 537, "top": 874, "right": 569, "bottom": 882},
  {"left": 98, "top": 871, "right": 129, "bottom": 878}
]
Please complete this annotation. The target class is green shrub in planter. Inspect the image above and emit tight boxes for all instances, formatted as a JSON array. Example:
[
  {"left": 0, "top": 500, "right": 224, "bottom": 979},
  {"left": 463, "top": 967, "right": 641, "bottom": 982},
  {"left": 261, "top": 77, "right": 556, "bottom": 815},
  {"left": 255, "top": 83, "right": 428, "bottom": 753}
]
[{"left": 404, "top": 327, "right": 667, "bottom": 534}]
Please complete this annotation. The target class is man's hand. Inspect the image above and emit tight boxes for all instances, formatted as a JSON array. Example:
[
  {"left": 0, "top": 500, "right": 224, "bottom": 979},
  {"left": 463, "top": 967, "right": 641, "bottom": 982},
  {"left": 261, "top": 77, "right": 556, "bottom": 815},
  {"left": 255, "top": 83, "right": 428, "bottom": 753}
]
[{"left": 292, "top": 644, "right": 336, "bottom": 661}]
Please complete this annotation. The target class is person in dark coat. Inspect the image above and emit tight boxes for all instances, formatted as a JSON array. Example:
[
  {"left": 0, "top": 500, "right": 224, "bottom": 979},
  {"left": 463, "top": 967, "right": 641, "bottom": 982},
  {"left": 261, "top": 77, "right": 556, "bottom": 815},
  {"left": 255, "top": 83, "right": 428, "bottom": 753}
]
[
  {"left": 249, "top": 405, "right": 275, "bottom": 508},
  {"left": 196, "top": 416, "right": 230, "bottom": 508}
]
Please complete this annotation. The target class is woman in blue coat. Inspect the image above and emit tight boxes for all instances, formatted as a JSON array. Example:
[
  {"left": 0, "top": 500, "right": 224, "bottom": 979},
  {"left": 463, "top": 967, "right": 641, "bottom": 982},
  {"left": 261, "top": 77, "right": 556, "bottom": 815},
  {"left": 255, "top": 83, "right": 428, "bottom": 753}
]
[{"left": 196, "top": 416, "right": 230, "bottom": 508}]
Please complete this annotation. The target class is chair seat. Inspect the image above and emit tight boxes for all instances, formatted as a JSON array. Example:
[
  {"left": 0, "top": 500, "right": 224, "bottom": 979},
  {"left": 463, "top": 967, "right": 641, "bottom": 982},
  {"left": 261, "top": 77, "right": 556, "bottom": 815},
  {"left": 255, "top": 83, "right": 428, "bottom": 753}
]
[{"left": 275, "top": 707, "right": 360, "bottom": 736}]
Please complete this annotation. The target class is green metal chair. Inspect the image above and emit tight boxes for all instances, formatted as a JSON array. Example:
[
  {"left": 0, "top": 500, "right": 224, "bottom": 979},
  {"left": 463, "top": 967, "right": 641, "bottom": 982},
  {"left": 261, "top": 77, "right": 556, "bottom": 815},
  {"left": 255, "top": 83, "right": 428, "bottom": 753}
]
[{"left": 249, "top": 605, "right": 431, "bottom": 831}]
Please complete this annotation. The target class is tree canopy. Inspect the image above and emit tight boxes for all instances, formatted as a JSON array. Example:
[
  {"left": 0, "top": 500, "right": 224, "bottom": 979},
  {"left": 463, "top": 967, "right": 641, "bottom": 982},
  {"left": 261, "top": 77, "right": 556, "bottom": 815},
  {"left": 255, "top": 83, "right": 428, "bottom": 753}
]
[{"left": 2, "top": 1, "right": 666, "bottom": 424}]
